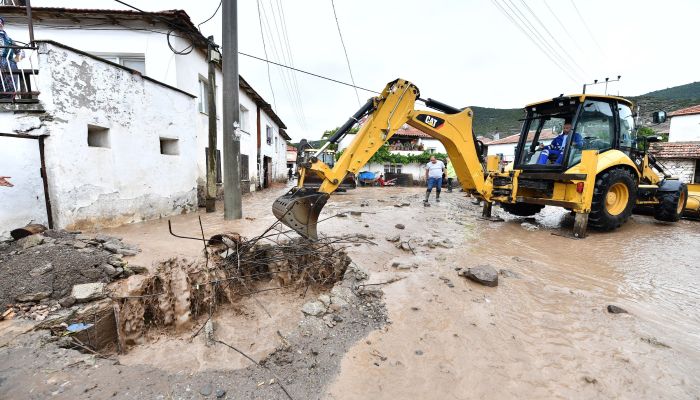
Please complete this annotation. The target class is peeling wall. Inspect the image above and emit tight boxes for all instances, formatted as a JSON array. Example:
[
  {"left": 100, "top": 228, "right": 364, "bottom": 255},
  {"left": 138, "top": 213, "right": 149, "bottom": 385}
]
[{"left": 32, "top": 42, "right": 198, "bottom": 229}]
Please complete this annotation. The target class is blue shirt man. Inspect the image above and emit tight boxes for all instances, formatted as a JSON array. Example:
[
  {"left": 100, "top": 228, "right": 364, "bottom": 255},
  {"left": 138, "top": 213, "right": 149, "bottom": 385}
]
[{"left": 537, "top": 123, "right": 582, "bottom": 165}]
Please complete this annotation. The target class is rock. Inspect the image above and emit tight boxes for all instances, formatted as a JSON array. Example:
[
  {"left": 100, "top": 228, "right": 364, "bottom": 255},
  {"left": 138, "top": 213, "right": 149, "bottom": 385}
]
[
  {"left": 394, "top": 203, "right": 403, "bottom": 208},
  {"left": 107, "top": 256, "right": 126, "bottom": 268},
  {"left": 15, "top": 291, "right": 52, "bottom": 302},
  {"left": 199, "top": 383, "right": 213, "bottom": 396},
  {"left": 58, "top": 296, "right": 76, "bottom": 308},
  {"left": 607, "top": 305, "right": 628, "bottom": 314},
  {"left": 397, "top": 241, "right": 413, "bottom": 252},
  {"left": 415, "top": 350, "right": 424, "bottom": 355},
  {"left": 128, "top": 265, "right": 149, "bottom": 274},
  {"left": 395, "top": 224, "right": 405, "bottom": 229},
  {"left": 103, "top": 243, "right": 121, "bottom": 253},
  {"left": 75, "top": 234, "right": 92, "bottom": 241},
  {"left": 301, "top": 301, "right": 326, "bottom": 317},
  {"left": 401, "top": 202, "right": 411, "bottom": 207},
  {"left": 460, "top": 265, "right": 499, "bottom": 287},
  {"left": 332, "top": 315, "right": 343, "bottom": 323},
  {"left": 520, "top": 222, "right": 539, "bottom": 231},
  {"left": 18, "top": 234, "right": 44, "bottom": 249},
  {"left": 72, "top": 241, "right": 88, "bottom": 249},
  {"left": 318, "top": 294, "right": 331, "bottom": 307},
  {"left": 122, "top": 268, "right": 135, "bottom": 277},
  {"left": 385, "top": 235, "right": 400, "bottom": 243},
  {"left": 94, "top": 234, "right": 118, "bottom": 243},
  {"left": 391, "top": 261, "right": 414, "bottom": 270},
  {"left": 360, "top": 200, "right": 370, "bottom": 207},
  {"left": 29, "top": 263, "right": 54, "bottom": 277},
  {"left": 71, "top": 283, "right": 106, "bottom": 302},
  {"left": 215, "top": 389, "right": 226, "bottom": 398},
  {"left": 337, "top": 213, "right": 348, "bottom": 218},
  {"left": 115, "top": 267, "right": 124, "bottom": 275},
  {"left": 117, "top": 248, "right": 139, "bottom": 256},
  {"left": 102, "top": 264, "right": 117, "bottom": 277},
  {"left": 350, "top": 211, "right": 362, "bottom": 216},
  {"left": 499, "top": 269, "right": 522, "bottom": 279}
]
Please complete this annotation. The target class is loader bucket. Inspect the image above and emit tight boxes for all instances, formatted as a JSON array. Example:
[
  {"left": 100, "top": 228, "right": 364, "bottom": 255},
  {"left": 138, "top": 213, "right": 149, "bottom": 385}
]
[{"left": 272, "top": 188, "right": 330, "bottom": 240}]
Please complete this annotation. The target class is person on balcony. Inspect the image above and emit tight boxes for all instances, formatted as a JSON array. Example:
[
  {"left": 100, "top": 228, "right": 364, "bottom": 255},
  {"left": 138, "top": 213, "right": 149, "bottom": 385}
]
[{"left": 0, "top": 16, "right": 24, "bottom": 98}]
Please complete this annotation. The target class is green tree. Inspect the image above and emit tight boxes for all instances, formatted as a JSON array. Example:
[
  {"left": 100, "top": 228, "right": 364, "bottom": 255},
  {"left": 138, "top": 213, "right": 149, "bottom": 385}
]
[{"left": 637, "top": 126, "right": 668, "bottom": 142}]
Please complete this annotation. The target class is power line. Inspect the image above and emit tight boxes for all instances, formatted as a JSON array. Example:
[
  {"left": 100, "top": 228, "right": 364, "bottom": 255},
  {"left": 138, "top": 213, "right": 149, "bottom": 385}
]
[
  {"left": 266, "top": 0, "right": 307, "bottom": 128},
  {"left": 259, "top": 0, "right": 305, "bottom": 129},
  {"left": 517, "top": 0, "right": 587, "bottom": 78},
  {"left": 256, "top": 0, "right": 278, "bottom": 111},
  {"left": 198, "top": 0, "right": 222, "bottom": 32},
  {"left": 503, "top": 0, "right": 583, "bottom": 81},
  {"left": 542, "top": 0, "right": 584, "bottom": 53},
  {"left": 239, "top": 51, "right": 379, "bottom": 94},
  {"left": 274, "top": 0, "right": 307, "bottom": 128},
  {"left": 569, "top": 0, "right": 606, "bottom": 57},
  {"left": 491, "top": 0, "right": 578, "bottom": 83},
  {"left": 330, "top": 0, "right": 361, "bottom": 106}
]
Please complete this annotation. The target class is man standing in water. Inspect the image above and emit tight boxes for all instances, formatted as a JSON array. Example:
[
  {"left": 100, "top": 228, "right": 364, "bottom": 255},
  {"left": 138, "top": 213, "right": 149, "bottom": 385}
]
[{"left": 424, "top": 156, "right": 445, "bottom": 205}]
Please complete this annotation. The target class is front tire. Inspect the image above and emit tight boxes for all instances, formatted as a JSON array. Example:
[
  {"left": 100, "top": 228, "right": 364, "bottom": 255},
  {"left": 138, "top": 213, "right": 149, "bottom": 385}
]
[
  {"left": 589, "top": 168, "right": 637, "bottom": 231},
  {"left": 500, "top": 203, "right": 545, "bottom": 216},
  {"left": 654, "top": 184, "right": 687, "bottom": 222}
]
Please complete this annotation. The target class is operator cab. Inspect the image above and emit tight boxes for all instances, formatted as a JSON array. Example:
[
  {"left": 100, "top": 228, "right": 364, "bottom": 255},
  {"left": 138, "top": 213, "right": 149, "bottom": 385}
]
[{"left": 514, "top": 95, "right": 637, "bottom": 171}]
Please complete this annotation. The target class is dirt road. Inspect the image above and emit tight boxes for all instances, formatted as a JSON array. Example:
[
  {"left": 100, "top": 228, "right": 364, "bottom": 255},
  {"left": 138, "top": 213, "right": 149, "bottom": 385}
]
[{"left": 1, "top": 185, "right": 698, "bottom": 399}]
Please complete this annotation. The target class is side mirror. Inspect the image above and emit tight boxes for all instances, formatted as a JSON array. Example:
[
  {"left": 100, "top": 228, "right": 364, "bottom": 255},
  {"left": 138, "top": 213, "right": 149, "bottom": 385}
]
[{"left": 652, "top": 111, "right": 667, "bottom": 124}]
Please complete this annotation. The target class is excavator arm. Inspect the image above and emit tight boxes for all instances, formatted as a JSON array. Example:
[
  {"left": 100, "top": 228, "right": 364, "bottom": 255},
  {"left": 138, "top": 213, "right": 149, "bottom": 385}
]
[{"left": 273, "top": 78, "right": 493, "bottom": 239}]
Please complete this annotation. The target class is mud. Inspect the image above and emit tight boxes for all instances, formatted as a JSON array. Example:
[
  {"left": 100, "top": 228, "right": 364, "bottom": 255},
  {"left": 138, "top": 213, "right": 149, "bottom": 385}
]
[{"left": 1, "top": 185, "right": 699, "bottom": 399}]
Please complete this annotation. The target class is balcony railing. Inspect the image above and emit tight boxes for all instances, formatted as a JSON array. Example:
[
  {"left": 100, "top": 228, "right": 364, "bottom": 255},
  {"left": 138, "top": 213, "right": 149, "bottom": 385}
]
[{"left": 0, "top": 45, "right": 39, "bottom": 103}]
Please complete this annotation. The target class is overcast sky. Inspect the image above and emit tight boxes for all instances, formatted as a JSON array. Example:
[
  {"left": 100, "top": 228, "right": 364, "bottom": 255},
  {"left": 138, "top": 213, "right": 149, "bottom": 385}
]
[{"left": 33, "top": 0, "right": 700, "bottom": 141}]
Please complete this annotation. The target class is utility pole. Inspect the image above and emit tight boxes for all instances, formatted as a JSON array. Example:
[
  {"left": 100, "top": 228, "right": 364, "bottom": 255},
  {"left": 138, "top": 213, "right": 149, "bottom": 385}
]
[
  {"left": 222, "top": 0, "right": 242, "bottom": 219},
  {"left": 205, "top": 36, "right": 219, "bottom": 213}
]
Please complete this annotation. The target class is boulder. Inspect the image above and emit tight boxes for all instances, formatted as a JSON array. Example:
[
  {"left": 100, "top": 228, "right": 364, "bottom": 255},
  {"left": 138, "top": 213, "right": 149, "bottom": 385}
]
[
  {"left": 301, "top": 301, "right": 327, "bottom": 317},
  {"left": 460, "top": 265, "right": 498, "bottom": 287},
  {"left": 58, "top": 296, "right": 76, "bottom": 308},
  {"left": 102, "top": 264, "right": 117, "bottom": 277},
  {"left": 18, "top": 234, "right": 44, "bottom": 249},
  {"left": 15, "top": 291, "right": 52, "bottom": 302},
  {"left": 103, "top": 243, "right": 121, "bottom": 254},
  {"left": 71, "top": 283, "right": 106, "bottom": 302}
]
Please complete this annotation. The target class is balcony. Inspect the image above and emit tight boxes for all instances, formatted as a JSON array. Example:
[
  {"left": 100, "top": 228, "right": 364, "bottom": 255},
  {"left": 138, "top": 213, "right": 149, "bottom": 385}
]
[{"left": 0, "top": 45, "right": 40, "bottom": 104}]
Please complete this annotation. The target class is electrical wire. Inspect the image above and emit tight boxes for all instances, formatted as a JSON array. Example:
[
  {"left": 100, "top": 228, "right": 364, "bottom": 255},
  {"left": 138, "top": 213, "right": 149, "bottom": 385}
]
[
  {"left": 198, "top": 0, "right": 222, "bottom": 32},
  {"left": 491, "top": 0, "right": 578, "bottom": 84},
  {"left": 256, "top": 0, "right": 278, "bottom": 111},
  {"left": 542, "top": 0, "right": 584, "bottom": 53},
  {"left": 275, "top": 0, "right": 308, "bottom": 127},
  {"left": 569, "top": 0, "right": 606, "bottom": 57},
  {"left": 330, "top": 0, "right": 361, "bottom": 106},
  {"left": 517, "top": 0, "right": 587, "bottom": 78}
]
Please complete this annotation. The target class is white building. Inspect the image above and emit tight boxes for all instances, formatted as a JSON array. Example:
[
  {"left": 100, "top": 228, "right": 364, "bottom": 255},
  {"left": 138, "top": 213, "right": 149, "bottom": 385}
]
[
  {"left": 648, "top": 104, "right": 700, "bottom": 184},
  {"left": 0, "top": 6, "right": 289, "bottom": 239},
  {"left": 487, "top": 129, "right": 555, "bottom": 163},
  {"left": 668, "top": 104, "right": 700, "bottom": 142},
  {"left": 3, "top": 6, "right": 290, "bottom": 195}
]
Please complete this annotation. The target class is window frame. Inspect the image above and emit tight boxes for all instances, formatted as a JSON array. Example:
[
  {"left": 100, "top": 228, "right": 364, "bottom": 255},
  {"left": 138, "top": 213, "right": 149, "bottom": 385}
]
[
  {"left": 198, "top": 77, "right": 210, "bottom": 115},
  {"left": 92, "top": 53, "right": 146, "bottom": 74}
]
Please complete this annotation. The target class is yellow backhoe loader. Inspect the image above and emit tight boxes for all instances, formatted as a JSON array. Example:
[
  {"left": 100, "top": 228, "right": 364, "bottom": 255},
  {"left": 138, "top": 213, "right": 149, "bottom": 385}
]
[{"left": 273, "top": 79, "right": 690, "bottom": 239}]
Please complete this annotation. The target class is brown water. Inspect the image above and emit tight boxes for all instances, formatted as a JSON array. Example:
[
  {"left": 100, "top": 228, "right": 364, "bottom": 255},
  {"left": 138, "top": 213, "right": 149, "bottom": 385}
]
[{"left": 100, "top": 185, "right": 699, "bottom": 398}]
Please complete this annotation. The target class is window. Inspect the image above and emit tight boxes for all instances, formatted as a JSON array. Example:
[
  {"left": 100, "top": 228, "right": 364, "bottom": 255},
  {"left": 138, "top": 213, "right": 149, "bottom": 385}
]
[
  {"left": 87, "top": 124, "right": 110, "bottom": 148},
  {"left": 96, "top": 54, "right": 145, "bottom": 74},
  {"left": 618, "top": 103, "right": 635, "bottom": 151},
  {"left": 266, "top": 125, "right": 272, "bottom": 145},
  {"left": 568, "top": 100, "right": 614, "bottom": 167},
  {"left": 205, "top": 147, "right": 222, "bottom": 184},
  {"left": 240, "top": 105, "right": 250, "bottom": 133},
  {"left": 383, "top": 164, "right": 403, "bottom": 174},
  {"left": 198, "top": 78, "right": 209, "bottom": 114},
  {"left": 160, "top": 138, "right": 179, "bottom": 155}
]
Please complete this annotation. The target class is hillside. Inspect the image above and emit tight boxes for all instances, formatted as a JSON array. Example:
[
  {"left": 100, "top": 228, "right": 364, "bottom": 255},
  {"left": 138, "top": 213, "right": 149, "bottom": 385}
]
[{"left": 470, "top": 82, "right": 700, "bottom": 138}]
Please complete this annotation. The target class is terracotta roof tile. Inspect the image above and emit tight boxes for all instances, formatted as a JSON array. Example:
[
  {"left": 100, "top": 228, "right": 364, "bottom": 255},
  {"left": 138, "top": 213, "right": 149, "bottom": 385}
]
[
  {"left": 669, "top": 104, "right": 700, "bottom": 117},
  {"left": 650, "top": 141, "right": 700, "bottom": 159}
]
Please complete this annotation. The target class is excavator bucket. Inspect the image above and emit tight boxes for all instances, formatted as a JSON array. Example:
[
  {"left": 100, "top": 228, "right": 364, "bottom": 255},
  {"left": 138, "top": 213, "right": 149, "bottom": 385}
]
[{"left": 272, "top": 188, "right": 330, "bottom": 240}]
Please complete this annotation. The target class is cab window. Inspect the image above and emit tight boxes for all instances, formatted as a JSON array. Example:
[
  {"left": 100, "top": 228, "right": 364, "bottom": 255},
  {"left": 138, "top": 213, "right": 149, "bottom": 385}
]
[
  {"left": 618, "top": 103, "right": 635, "bottom": 151},
  {"left": 568, "top": 100, "right": 614, "bottom": 167}
]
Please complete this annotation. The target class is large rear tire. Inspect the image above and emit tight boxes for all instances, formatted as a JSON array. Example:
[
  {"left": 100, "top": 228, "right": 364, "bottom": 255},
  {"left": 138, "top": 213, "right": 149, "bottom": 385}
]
[
  {"left": 653, "top": 184, "right": 687, "bottom": 222},
  {"left": 500, "top": 203, "right": 545, "bottom": 217},
  {"left": 589, "top": 168, "right": 637, "bottom": 231}
]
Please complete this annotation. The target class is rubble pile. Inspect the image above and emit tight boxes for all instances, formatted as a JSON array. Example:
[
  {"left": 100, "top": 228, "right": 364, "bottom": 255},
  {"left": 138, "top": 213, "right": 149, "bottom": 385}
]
[
  {"left": 112, "top": 235, "right": 353, "bottom": 346},
  {"left": 0, "top": 229, "right": 143, "bottom": 320}
]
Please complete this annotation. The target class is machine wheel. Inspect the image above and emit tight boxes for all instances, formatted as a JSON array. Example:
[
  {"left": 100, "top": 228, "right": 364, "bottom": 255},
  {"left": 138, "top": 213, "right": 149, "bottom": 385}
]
[
  {"left": 589, "top": 168, "right": 637, "bottom": 231},
  {"left": 653, "top": 184, "right": 687, "bottom": 222},
  {"left": 500, "top": 203, "right": 545, "bottom": 216}
]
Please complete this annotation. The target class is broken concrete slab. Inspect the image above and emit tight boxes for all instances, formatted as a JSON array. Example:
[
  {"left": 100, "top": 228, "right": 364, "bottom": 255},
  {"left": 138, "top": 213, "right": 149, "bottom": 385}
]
[
  {"left": 460, "top": 265, "right": 499, "bottom": 287},
  {"left": 71, "top": 283, "right": 106, "bottom": 302}
]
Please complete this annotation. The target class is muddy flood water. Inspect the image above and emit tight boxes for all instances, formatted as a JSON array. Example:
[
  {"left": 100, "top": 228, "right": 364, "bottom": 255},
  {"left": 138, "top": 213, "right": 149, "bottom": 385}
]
[
  {"left": 94, "top": 184, "right": 700, "bottom": 399},
  {"left": 2, "top": 184, "right": 693, "bottom": 399}
]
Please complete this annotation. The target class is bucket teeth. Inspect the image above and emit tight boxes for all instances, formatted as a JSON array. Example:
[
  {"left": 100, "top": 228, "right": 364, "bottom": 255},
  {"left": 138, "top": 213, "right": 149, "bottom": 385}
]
[{"left": 272, "top": 188, "right": 329, "bottom": 240}]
